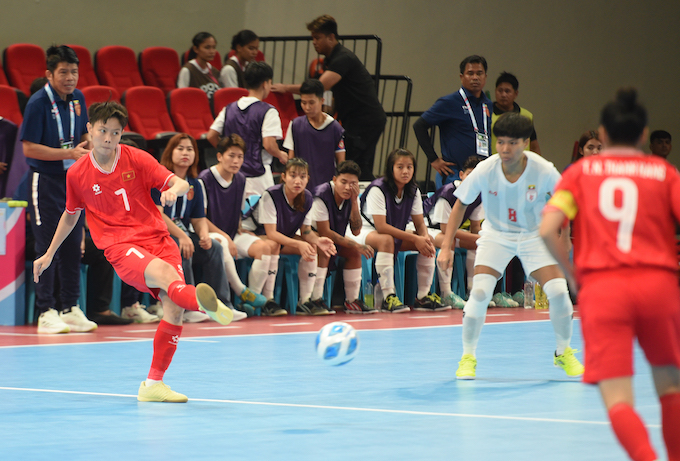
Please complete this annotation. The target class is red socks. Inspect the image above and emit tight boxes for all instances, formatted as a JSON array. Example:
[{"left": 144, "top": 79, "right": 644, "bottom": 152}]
[
  {"left": 608, "top": 403, "right": 657, "bottom": 461},
  {"left": 661, "top": 392, "right": 680, "bottom": 461},
  {"left": 167, "top": 280, "right": 199, "bottom": 311},
  {"left": 148, "top": 320, "right": 183, "bottom": 381}
]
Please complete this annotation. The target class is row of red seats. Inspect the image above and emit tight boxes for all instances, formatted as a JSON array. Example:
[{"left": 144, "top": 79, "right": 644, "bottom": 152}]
[{"left": 1, "top": 43, "right": 265, "bottom": 99}]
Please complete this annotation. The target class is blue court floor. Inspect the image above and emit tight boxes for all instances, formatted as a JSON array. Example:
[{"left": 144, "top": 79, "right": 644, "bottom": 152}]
[{"left": 0, "top": 319, "right": 665, "bottom": 460}]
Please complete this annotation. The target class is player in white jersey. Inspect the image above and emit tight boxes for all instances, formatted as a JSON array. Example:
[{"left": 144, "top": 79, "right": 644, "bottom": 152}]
[{"left": 437, "top": 112, "right": 583, "bottom": 380}]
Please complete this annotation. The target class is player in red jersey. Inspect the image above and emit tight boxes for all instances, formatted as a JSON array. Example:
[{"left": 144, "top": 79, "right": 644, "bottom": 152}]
[
  {"left": 33, "top": 101, "right": 234, "bottom": 403},
  {"left": 541, "top": 88, "right": 680, "bottom": 461}
]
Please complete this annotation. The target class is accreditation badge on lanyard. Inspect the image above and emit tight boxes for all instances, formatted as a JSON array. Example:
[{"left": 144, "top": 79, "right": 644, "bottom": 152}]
[
  {"left": 44, "top": 83, "right": 76, "bottom": 170},
  {"left": 459, "top": 88, "right": 489, "bottom": 157}
]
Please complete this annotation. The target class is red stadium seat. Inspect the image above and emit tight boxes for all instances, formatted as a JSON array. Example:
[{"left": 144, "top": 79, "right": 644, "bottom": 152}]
[
  {"left": 81, "top": 85, "right": 121, "bottom": 106},
  {"left": 0, "top": 85, "right": 23, "bottom": 125},
  {"left": 139, "top": 47, "right": 181, "bottom": 95},
  {"left": 3, "top": 44, "right": 46, "bottom": 96},
  {"left": 181, "top": 49, "right": 222, "bottom": 70},
  {"left": 122, "top": 86, "right": 177, "bottom": 141},
  {"left": 226, "top": 49, "right": 265, "bottom": 63},
  {"left": 212, "top": 87, "right": 248, "bottom": 116},
  {"left": 264, "top": 91, "right": 301, "bottom": 134},
  {"left": 167, "top": 88, "right": 213, "bottom": 140},
  {"left": 0, "top": 66, "right": 9, "bottom": 86},
  {"left": 95, "top": 46, "right": 144, "bottom": 97},
  {"left": 67, "top": 44, "right": 98, "bottom": 88}
]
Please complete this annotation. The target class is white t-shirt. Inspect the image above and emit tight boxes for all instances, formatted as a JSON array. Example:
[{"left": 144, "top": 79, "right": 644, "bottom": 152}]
[
  {"left": 209, "top": 97, "right": 283, "bottom": 166},
  {"left": 242, "top": 188, "right": 313, "bottom": 231},
  {"left": 219, "top": 56, "right": 244, "bottom": 88},
  {"left": 361, "top": 186, "right": 423, "bottom": 229},
  {"left": 429, "top": 180, "right": 485, "bottom": 225},
  {"left": 455, "top": 151, "right": 560, "bottom": 233}
]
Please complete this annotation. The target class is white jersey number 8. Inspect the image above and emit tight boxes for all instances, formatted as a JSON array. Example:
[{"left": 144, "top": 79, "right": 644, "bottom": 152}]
[{"left": 598, "top": 177, "right": 638, "bottom": 253}]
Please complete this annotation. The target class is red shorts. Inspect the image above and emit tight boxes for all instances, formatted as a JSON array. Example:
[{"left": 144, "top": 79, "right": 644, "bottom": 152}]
[
  {"left": 578, "top": 267, "right": 680, "bottom": 384},
  {"left": 104, "top": 235, "right": 184, "bottom": 300}
]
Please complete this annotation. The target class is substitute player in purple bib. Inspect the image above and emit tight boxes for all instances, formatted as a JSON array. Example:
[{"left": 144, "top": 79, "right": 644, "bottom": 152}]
[
  {"left": 243, "top": 158, "right": 337, "bottom": 315},
  {"left": 34, "top": 102, "right": 234, "bottom": 403},
  {"left": 353, "top": 148, "right": 444, "bottom": 313},
  {"left": 311, "top": 160, "right": 376, "bottom": 314},
  {"left": 438, "top": 112, "right": 583, "bottom": 379}
]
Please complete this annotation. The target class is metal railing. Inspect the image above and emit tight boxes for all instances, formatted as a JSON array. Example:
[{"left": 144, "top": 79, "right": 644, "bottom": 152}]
[{"left": 258, "top": 35, "right": 382, "bottom": 90}]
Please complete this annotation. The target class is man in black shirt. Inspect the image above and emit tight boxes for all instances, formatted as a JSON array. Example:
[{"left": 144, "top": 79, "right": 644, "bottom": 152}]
[{"left": 273, "top": 15, "right": 386, "bottom": 180}]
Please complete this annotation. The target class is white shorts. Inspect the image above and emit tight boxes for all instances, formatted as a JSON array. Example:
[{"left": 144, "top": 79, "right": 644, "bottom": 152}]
[
  {"left": 244, "top": 165, "right": 274, "bottom": 198},
  {"left": 209, "top": 232, "right": 261, "bottom": 260},
  {"left": 346, "top": 227, "right": 376, "bottom": 246},
  {"left": 474, "top": 228, "right": 558, "bottom": 276}
]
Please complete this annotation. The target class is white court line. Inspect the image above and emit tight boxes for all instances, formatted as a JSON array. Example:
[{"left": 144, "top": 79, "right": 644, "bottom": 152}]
[
  {"left": 200, "top": 326, "right": 241, "bottom": 330},
  {"left": 271, "top": 322, "right": 313, "bottom": 327},
  {"left": 123, "top": 329, "right": 158, "bottom": 333},
  {"left": 342, "top": 318, "right": 382, "bottom": 322},
  {"left": 487, "top": 314, "right": 514, "bottom": 317},
  {"left": 408, "top": 315, "right": 448, "bottom": 319},
  {"left": 0, "top": 332, "right": 96, "bottom": 337},
  {"left": 105, "top": 337, "right": 152, "bottom": 341},
  {"left": 0, "top": 385, "right": 656, "bottom": 428}
]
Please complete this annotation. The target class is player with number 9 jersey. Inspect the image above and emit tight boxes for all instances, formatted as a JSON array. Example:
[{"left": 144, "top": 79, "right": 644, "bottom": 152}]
[
  {"left": 65, "top": 143, "right": 175, "bottom": 249},
  {"left": 549, "top": 154, "right": 680, "bottom": 275}
]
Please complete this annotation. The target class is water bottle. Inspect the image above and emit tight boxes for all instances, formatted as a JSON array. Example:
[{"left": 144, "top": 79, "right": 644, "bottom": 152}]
[
  {"left": 523, "top": 280, "right": 534, "bottom": 309},
  {"left": 374, "top": 281, "right": 384, "bottom": 310},
  {"left": 364, "top": 281, "right": 374, "bottom": 308},
  {"left": 535, "top": 282, "right": 549, "bottom": 310}
]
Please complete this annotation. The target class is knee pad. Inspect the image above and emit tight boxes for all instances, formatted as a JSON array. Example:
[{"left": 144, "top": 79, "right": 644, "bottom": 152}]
[
  {"left": 543, "top": 278, "right": 573, "bottom": 317},
  {"left": 464, "top": 273, "right": 497, "bottom": 318}
]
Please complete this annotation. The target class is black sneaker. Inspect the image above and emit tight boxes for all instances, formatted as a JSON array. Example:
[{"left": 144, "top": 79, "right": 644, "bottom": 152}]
[
  {"left": 311, "top": 298, "right": 335, "bottom": 314},
  {"left": 344, "top": 299, "right": 379, "bottom": 314},
  {"left": 261, "top": 300, "right": 287, "bottom": 316},
  {"left": 413, "top": 293, "right": 451, "bottom": 312},
  {"left": 88, "top": 311, "right": 134, "bottom": 325},
  {"left": 296, "top": 299, "right": 329, "bottom": 316},
  {"left": 381, "top": 294, "right": 410, "bottom": 313}
]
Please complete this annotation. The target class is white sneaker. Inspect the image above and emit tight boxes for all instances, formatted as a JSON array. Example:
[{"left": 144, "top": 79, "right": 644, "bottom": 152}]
[
  {"left": 122, "top": 302, "right": 160, "bottom": 324},
  {"left": 232, "top": 308, "right": 247, "bottom": 322},
  {"left": 182, "top": 310, "right": 211, "bottom": 323},
  {"left": 147, "top": 302, "right": 164, "bottom": 319},
  {"left": 60, "top": 306, "right": 97, "bottom": 332},
  {"left": 38, "top": 308, "right": 71, "bottom": 334}
]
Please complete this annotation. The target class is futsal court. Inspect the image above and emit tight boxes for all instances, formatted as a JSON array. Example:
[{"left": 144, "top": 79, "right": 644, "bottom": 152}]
[{"left": 0, "top": 308, "right": 664, "bottom": 460}]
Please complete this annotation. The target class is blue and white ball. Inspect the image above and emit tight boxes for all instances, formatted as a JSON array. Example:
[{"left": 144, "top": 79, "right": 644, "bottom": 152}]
[{"left": 315, "top": 322, "right": 359, "bottom": 366}]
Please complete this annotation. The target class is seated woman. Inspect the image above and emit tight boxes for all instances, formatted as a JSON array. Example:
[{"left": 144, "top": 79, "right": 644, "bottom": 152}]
[
  {"left": 351, "top": 148, "right": 444, "bottom": 313},
  {"left": 198, "top": 134, "right": 272, "bottom": 316},
  {"left": 153, "top": 133, "right": 244, "bottom": 322},
  {"left": 243, "top": 158, "right": 336, "bottom": 315},
  {"left": 177, "top": 32, "right": 222, "bottom": 100},
  {"left": 220, "top": 30, "right": 260, "bottom": 89}
]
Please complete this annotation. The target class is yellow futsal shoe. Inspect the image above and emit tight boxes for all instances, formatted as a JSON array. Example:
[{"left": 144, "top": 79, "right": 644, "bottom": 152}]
[
  {"left": 456, "top": 354, "right": 477, "bottom": 380},
  {"left": 137, "top": 381, "right": 188, "bottom": 403},
  {"left": 195, "top": 283, "right": 234, "bottom": 325},
  {"left": 554, "top": 347, "right": 585, "bottom": 377}
]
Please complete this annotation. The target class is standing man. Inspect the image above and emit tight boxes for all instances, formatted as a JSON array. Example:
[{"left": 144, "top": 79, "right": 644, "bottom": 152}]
[
  {"left": 491, "top": 72, "right": 541, "bottom": 155},
  {"left": 273, "top": 14, "right": 386, "bottom": 181},
  {"left": 22, "top": 45, "right": 96, "bottom": 334},
  {"left": 414, "top": 55, "right": 492, "bottom": 188}
]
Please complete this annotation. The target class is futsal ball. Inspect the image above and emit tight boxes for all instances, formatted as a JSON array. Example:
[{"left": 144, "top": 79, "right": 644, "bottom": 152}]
[{"left": 315, "top": 322, "right": 359, "bottom": 366}]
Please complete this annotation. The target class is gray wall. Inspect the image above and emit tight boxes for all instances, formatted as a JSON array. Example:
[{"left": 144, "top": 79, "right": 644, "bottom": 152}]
[{"left": 3, "top": 0, "right": 678, "bottom": 170}]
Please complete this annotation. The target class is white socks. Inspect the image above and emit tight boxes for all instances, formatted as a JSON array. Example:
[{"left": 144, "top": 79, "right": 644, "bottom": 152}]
[
  {"left": 343, "top": 268, "right": 362, "bottom": 302},
  {"left": 375, "top": 252, "right": 395, "bottom": 297},
  {"left": 543, "top": 278, "right": 574, "bottom": 355},
  {"left": 436, "top": 253, "right": 453, "bottom": 298},
  {"left": 462, "top": 273, "right": 497, "bottom": 356},
  {"left": 311, "top": 267, "right": 328, "bottom": 300},
  {"left": 298, "top": 258, "right": 317, "bottom": 302},
  {"left": 416, "top": 253, "right": 435, "bottom": 299},
  {"left": 248, "top": 255, "right": 270, "bottom": 295},
  {"left": 262, "top": 254, "right": 279, "bottom": 300}
]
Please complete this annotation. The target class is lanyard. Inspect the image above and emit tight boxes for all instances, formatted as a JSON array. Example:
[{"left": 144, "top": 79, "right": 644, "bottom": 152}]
[
  {"left": 459, "top": 88, "right": 488, "bottom": 135},
  {"left": 170, "top": 194, "right": 188, "bottom": 220},
  {"left": 44, "top": 83, "right": 75, "bottom": 145}
]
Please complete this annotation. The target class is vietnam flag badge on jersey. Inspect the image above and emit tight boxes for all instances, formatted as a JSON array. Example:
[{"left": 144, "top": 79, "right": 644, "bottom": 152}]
[{"left": 122, "top": 170, "right": 136, "bottom": 181}]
